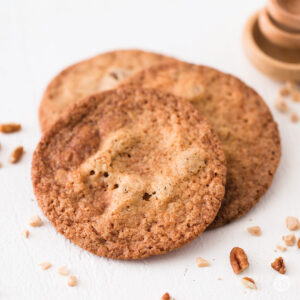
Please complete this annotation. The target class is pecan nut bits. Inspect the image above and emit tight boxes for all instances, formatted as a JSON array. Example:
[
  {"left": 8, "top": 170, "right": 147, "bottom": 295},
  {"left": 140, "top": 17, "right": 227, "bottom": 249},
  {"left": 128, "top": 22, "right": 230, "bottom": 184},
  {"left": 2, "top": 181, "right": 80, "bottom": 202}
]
[
  {"left": 0, "top": 123, "right": 21, "bottom": 133},
  {"left": 230, "top": 247, "right": 249, "bottom": 274},
  {"left": 241, "top": 277, "right": 257, "bottom": 289},
  {"left": 161, "top": 293, "right": 171, "bottom": 300},
  {"left": 9, "top": 146, "right": 24, "bottom": 163},
  {"left": 271, "top": 257, "right": 286, "bottom": 274}
]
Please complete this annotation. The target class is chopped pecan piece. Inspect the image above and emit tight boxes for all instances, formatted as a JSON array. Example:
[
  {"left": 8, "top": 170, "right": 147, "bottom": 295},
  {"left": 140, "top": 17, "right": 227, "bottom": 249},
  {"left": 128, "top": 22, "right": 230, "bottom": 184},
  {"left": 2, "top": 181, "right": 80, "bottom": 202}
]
[
  {"left": 285, "top": 216, "right": 300, "bottom": 230},
  {"left": 67, "top": 275, "right": 77, "bottom": 287},
  {"left": 161, "top": 293, "right": 171, "bottom": 300},
  {"left": 276, "top": 245, "right": 287, "bottom": 252},
  {"left": 290, "top": 113, "right": 299, "bottom": 123},
  {"left": 275, "top": 98, "right": 288, "bottom": 113},
  {"left": 286, "top": 81, "right": 296, "bottom": 92},
  {"left": 0, "top": 123, "right": 21, "bottom": 133},
  {"left": 291, "top": 91, "right": 300, "bottom": 102},
  {"left": 241, "top": 277, "right": 257, "bottom": 289},
  {"left": 9, "top": 146, "right": 23, "bottom": 163},
  {"left": 230, "top": 247, "right": 249, "bottom": 274},
  {"left": 271, "top": 257, "right": 286, "bottom": 274},
  {"left": 39, "top": 262, "right": 52, "bottom": 270},
  {"left": 29, "top": 215, "right": 43, "bottom": 227},
  {"left": 58, "top": 266, "right": 69, "bottom": 276},
  {"left": 247, "top": 226, "right": 262, "bottom": 236},
  {"left": 21, "top": 229, "right": 30, "bottom": 238},
  {"left": 196, "top": 257, "right": 210, "bottom": 267},
  {"left": 282, "top": 234, "right": 296, "bottom": 246},
  {"left": 279, "top": 85, "right": 290, "bottom": 96}
]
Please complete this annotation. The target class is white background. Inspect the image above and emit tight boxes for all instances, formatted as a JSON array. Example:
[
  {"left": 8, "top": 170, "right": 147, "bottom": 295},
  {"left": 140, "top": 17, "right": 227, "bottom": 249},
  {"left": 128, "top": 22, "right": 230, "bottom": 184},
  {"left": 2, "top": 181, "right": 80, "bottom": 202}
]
[{"left": 1, "top": 0, "right": 300, "bottom": 299}]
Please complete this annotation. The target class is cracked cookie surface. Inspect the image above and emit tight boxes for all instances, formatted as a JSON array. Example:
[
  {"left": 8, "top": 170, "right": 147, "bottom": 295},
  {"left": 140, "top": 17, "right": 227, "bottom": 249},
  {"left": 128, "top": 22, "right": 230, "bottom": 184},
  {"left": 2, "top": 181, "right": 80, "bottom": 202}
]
[
  {"left": 39, "top": 49, "right": 176, "bottom": 132},
  {"left": 122, "top": 62, "right": 281, "bottom": 228},
  {"left": 32, "top": 87, "right": 226, "bottom": 259}
]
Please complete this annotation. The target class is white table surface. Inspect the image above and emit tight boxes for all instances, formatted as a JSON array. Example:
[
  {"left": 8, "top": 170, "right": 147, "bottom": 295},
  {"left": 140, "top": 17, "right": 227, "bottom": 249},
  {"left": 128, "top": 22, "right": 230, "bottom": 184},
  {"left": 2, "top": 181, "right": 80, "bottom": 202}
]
[{"left": 1, "top": 0, "right": 300, "bottom": 299}]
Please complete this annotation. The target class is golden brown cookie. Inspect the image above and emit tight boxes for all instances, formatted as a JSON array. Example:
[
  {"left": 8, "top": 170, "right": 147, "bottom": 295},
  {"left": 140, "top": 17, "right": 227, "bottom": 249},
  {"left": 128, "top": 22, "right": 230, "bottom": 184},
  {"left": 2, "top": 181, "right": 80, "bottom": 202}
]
[
  {"left": 122, "top": 62, "right": 281, "bottom": 228},
  {"left": 39, "top": 49, "right": 176, "bottom": 132},
  {"left": 32, "top": 87, "right": 226, "bottom": 259}
]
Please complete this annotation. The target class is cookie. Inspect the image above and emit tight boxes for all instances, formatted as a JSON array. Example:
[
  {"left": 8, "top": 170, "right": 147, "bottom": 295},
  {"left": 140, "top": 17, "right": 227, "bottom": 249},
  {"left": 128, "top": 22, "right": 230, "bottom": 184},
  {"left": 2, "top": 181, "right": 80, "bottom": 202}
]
[
  {"left": 39, "top": 49, "right": 176, "bottom": 132},
  {"left": 32, "top": 87, "right": 226, "bottom": 259},
  {"left": 122, "top": 62, "right": 281, "bottom": 228}
]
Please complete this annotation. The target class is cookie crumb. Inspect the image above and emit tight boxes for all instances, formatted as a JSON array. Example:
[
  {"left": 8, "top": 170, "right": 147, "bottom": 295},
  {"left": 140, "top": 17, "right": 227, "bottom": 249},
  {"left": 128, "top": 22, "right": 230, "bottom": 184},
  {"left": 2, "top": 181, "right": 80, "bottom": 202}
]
[
  {"left": 196, "top": 257, "right": 210, "bottom": 267},
  {"left": 276, "top": 245, "right": 287, "bottom": 252},
  {"left": 290, "top": 113, "right": 299, "bottom": 123},
  {"left": 275, "top": 97, "right": 288, "bottom": 113},
  {"left": 21, "top": 229, "right": 30, "bottom": 238},
  {"left": 297, "top": 238, "right": 300, "bottom": 249},
  {"left": 29, "top": 215, "right": 43, "bottom": 227},
  {"left": 58, "top": 266, "right": 69, "bottom": 276},
  {"left": 40, "top": 262, "right": 52, "bottom": 270},
  {"left": 282, "top": 234, "right": 296, "bottom": 246},
  {"left": 67, "top": 275, "right": 77, "bottom": 287},
  {"left": 285, "top": 216, "right": 300, "bottom": 230},
  {"left": 0, "top": 123, "right": 21, "bottom": 133},
  {"left": 247, "top": 226, "right": 262, "bottom": 236},
  {"left": 241, "top": 277, "right": 257, "bottom": 289},
  {"left": 9, "top": 146, "right": 24, "bottom": 163},
  {"left": 271, "top": 257, "right": 286, "bottom": 274}
]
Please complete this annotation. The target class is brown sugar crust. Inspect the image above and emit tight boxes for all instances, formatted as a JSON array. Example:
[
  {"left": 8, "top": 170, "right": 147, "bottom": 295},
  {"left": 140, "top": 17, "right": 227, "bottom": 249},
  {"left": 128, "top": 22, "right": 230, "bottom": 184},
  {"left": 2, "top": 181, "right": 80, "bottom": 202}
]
[
  {"left": 32, "top": 87, "right": 226, "bottom": 259},
  {"left": 122, "top": 62, "right": 281, "bottom": 228},
  {"left": 39, "top": 49, "right": 176, "bottom": 132}
]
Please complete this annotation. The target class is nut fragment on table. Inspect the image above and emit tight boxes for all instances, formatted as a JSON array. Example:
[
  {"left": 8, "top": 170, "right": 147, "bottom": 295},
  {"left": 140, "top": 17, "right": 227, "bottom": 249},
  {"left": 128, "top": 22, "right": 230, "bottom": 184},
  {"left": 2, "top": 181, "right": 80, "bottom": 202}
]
[
  {"left": 286, "top": 81, "right": 296, "bottom": 92},
  {"left": 275, "top": 98, "right": 288, "bottom": 113},
  {"left": 241, "top": 277, "right": 257, "bottom": 289},
  {"left": 29, "top": 215, "right": 43, "bottom": 227},
  {"left": 282, "top": 234, "right": 296, "bottom": 246},
  {"left": 9, "top": 146, "right": 24, "bottom": 163},
  {"left": 67, "top": 275, "right": 78, "bottom": 287},
  {"left": 291, "top": 90, "right": 300, "bottom": 102},
  {"left": 196, "top": 257, "right": 210, "bottom": 267},
  {"left": 161, "top": 293, "right": 171, "bottom": 300},
  {"left": 276, "top": 245, "right": 287, "bottom": 252},
  {"left": 290, "top": 113, "right": 299, "bottom": 123},
  {"left": 58, "top": 266, "right": 69, "bottom": 276},
  {"left": 21, "top": 229, "right": 30, "bottom": 238},
  {"left": 271, "top": 257, "right": 286, "bottom": 274},
  {"left": 247, "top": 226, "right": 262, "bottom": 236},
  {"left": 297, "top": 238, "right": 300, "bottom": 249},
  {"left": 0, "top": 123, "right": 21, "bottom": 133},
  {"left": 230, "top": 247, "right": 249, "bottom": 274},
  {"left": 40, "top": 262, "right": 52, "bottom": 270},
  {"left": 285, "top": 216, "right": 300, "bottom": 231},
  {"left": 279, "top": 85, "right": 290, "bottom": 96}
]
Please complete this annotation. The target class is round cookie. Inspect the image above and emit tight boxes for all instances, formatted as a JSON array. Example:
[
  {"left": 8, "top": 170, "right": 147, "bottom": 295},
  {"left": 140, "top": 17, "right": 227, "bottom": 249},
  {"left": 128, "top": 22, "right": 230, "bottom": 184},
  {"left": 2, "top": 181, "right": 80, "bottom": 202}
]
[
  {"left": 122, "top": 62, "right": 281, "bottom": 228},
  {"left": 32, "top": 87, "right": 226, "bottom": 259},
  {"left": 39, "top": 49, "right": 176, "bottom": 132}
]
